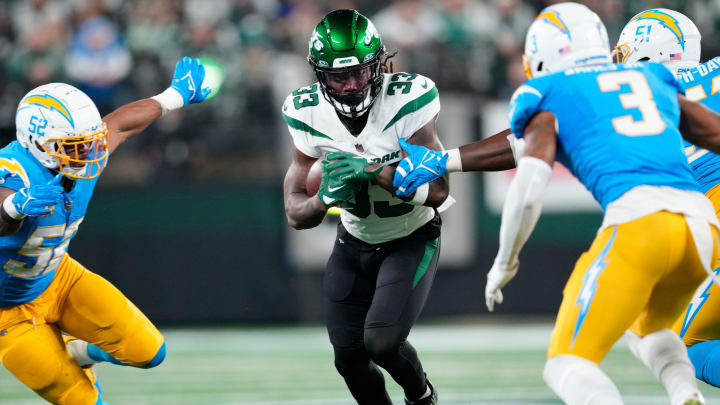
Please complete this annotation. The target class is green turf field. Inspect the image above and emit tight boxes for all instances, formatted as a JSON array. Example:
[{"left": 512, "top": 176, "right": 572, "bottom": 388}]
[{"left": 0, "top": 321, "right": 718, "bottom": 404}]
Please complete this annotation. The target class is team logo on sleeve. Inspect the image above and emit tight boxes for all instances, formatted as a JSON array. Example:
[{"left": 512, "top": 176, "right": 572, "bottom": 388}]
[
  {"left": 631, "top": 9, "right": 685, "bottom": 50},
  {"left": 0, "top": 158, "right": 30, "bottom": 187},
  {"left": 536, "top": 10, "right": 571, "bottom": 39}
]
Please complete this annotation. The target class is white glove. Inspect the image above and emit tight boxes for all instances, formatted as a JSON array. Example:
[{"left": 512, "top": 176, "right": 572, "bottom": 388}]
[{"left": 485, "top": 259, "right": 519, "bottom": 312}]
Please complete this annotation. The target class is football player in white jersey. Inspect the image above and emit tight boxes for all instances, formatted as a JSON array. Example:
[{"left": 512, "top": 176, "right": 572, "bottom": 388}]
[
  {"left": 282, "top": 9, "right": 449, "bottom": 405},
  {"left": 616, "top": 8, "right": 720, "bottom": 388}
]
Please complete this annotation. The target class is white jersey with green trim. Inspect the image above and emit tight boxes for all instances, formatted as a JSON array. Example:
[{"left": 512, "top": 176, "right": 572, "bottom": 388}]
[{"left": 283, "top": 72, "right": 440, "bottom": 244}]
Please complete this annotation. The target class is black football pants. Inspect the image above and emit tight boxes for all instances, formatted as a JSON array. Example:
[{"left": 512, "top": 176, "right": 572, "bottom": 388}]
[{"left": 325, "top": 215, "right": 441, "bottom": 405}]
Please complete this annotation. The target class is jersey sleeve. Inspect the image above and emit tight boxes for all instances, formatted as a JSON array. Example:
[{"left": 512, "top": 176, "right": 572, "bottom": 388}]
[
  {"left": 383, "top": 74, "right": 440, "bottom": 140},
  {"left": 649, "top": 62, "right": 685, "bottom": 95},
  {"left": 281, "top": 93, "right": 323, "bottom": 159},
  {"left": 508, "top": 82, "right": 544, "bottom": 138},
  {"left": 0, "top": 157, "right": 30, "bottom": 191}
]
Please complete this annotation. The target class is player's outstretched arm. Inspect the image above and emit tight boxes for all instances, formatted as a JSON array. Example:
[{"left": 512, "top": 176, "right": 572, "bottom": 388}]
[
  {"left": 284, "top": 148, "right": 329, "bottom": 230},
  {"left": 374, "top": 116, "right": 450, "bottom": 207},
  {"left": 392, "top": 128, "right": 520, "bottom": 196},
  {"left": 679, "top": 94, "right": 720, "bottom": 153},
  {"left": 485, "top": 111, "right": 555, "bottom": 312},
  {"left": 456, "top": 128, "right": 518, "bottom": 172},
  {"left": 104, "top": 56, "right": 211, "bottom": 155}
]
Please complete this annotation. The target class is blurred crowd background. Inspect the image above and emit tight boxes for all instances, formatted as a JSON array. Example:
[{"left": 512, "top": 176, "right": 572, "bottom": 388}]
[{"left": 0, "top": 0, "right": 716, "bottom": 186}]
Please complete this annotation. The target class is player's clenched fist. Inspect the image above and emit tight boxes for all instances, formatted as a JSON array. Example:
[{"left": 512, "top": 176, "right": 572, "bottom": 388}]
[
  {"left": 325, "top": 152, "right": 382, "bottom": 182},
  {"left": 484, "top": 259, "right": 519, "bottom": 312},
  {"left": 316, "top": 160, "right": 360, "bottom": 207},
  {"left": 3, "top": 173, "right": 65, "bottom": 219}
]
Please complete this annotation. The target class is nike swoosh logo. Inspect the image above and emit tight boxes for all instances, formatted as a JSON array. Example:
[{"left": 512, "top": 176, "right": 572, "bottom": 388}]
[
  {"left": 322, "top": 195, "right": 336, "bottom": 204},
  {"left": 283, "top": 105, "right": 288, "bottom": 111},
  {"left": 421, "top": 80, "right": 428, "bottom": 89},
  {"left": 328, "top": 185, "right": 345, "bottom": 192}
]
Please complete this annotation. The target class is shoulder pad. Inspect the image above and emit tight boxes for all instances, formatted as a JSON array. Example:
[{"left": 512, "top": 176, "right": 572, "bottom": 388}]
[
  {"left": 379, "top": 73, "right": 440, "bottom": 134},
  {"left": 282, "top": 83, "right": 323, "bottom": 120},
  {"left": 381, "top": 72, "right": 436, "bottom": 103},
  {"left": 509, "top": 81, "right": 545, "bottom": 138},
  {"left": 0, "top": 157, "right": 31, "bottom": 188}
]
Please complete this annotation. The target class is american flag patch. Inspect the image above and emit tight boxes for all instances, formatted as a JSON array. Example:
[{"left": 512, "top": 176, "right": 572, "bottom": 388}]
[
  {"left": 559, "top": 46, "right": 571, "bottom": 55},
  {"left": 670, "top": 53, "right": 681, "bottom": 60}
]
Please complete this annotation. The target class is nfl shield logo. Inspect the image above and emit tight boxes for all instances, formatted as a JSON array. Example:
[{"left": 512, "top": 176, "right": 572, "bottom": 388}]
[{"left": 355, "top": 144, "right": 364, "bottom": 153}]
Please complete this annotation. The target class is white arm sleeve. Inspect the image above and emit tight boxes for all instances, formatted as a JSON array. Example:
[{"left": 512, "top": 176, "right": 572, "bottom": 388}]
[
  {"left": 495, "top": 156, "right": 552, "bottom": 267},
  {"left": 506, "top": 134, "right": 526, "bottom": 165}
]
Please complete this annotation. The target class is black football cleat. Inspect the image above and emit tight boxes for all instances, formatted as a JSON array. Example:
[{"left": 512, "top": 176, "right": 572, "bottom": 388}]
[{"left": 405, "top": 379, "right": 437, "bottom": 405}]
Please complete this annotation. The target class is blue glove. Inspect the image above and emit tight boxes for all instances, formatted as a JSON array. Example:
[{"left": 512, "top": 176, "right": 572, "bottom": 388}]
[
  {"left": 393, "top": 139, "right": 448, "bottom": 197},
  {"left": 9, "top": 174, "right": 65, "bottom": 217},
  {"left": 171, "top": 56, "right": 212, "bottom": 105}
]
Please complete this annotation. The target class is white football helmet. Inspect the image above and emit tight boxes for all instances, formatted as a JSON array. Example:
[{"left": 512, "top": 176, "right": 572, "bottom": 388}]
[
  {"left": 523, "top": 2, "right": 611, "bottom": 78},
  {"left": 15, "top": 83, "right": 108, "bottom": 179},
  {"left": 615, "top": 9, "right": 700, "bottom": 74}
]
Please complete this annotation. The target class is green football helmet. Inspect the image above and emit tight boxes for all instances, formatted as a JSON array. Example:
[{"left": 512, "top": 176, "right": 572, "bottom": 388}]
[{"left": 308, "top": 9, "right": 385, "bottom": 117}]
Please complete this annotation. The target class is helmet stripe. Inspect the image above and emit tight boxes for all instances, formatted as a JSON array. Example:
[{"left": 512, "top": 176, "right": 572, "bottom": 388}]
[
  {"left": 19, "top": 94, "right": 75, "bottom": 129},
  {"left": 632, "top": 9, "right": 685, "bottom": 50},
  {"left": 536, "top": 10, "right": 571, "bottom": 40}
]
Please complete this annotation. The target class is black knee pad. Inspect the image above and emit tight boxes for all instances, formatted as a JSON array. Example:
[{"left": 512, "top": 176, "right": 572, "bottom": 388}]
[{"left": 364, "top": 328, "right": 402, "bottom": 366}]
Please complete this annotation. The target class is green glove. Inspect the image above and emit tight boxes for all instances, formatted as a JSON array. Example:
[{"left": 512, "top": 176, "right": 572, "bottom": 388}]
[
  {"left": 326, "top": 152, "right": 382, "bottom": 182},
  {"left": 316, "top": 160, "right": 360, "bottom": 207}
]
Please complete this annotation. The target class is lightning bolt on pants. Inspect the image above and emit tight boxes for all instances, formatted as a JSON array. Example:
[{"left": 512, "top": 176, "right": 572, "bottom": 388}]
[
  {"left": 672, "top": 182, "right": 720, "bottom": 346},
  {"left": 547, "top": 211, "right": 717, "bottom": 363}
]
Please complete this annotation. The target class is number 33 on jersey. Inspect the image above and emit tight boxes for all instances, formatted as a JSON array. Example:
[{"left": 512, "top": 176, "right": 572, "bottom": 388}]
[{"left": 282, "top": 72, "right": 440, "bottom": 244}]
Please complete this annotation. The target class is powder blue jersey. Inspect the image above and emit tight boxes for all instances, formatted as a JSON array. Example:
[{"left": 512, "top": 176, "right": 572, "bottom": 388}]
[
  {"left": 678, "top": 57, "right": 720, "bottom": 193},
  {"left": 0, "top": 141, "right": 103, "bottom": 307},
  {"left": 509, "top": 62, "right": 698, "bottom": 210}
]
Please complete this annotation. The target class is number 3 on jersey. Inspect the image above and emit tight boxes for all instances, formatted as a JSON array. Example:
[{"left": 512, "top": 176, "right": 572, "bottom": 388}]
[
  {"left": 597, "top": 70, "right": 666, "bottom": 136},
  {"left": 293, "top": 84, "right": 319, "bottom": 109}
]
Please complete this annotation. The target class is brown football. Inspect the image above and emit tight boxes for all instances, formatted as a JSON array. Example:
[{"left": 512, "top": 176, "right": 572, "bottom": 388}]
[{"left": 306, "top": 159, "right": 323, "bottom": 196}]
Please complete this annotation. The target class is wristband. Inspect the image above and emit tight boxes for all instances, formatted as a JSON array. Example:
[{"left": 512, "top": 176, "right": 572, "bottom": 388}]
[
  {"left": 506, "top": 134, "right": 526, "bottom": 164},
  {"left": 1, "top": 194, "right": 24, "bottom": 222},
  {"left": 446, "top": 148, "right": 462, "bottom": 173},
  {"left": 151, "top": 87, "right": 185, "bottom": 116},
  {"left": 409, "top": 183, "right": 429, "bottom": 205}
]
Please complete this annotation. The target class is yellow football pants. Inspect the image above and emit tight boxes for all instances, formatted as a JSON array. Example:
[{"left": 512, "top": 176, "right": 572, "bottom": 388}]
[
  {"left": 0, "top": 254, "right": 164, "bottom": 404},
  {"left": 672, "top": 183, "right": 720, "bottom": 346},
  {"left": 548, "top": 211, "right": 716, "bottom": 363}
]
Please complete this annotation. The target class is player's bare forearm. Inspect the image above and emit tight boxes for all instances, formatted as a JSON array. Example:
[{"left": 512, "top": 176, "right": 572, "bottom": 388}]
[
  {"left": 458, "top": 128, "right": 516, "bottom": 171},
  {"left": 0, "top": 189, "right": 22, "bottom": 236},
  {"left": 679, "top": 94, "right": 720, "bottom": 153},
  {"left": 374, "top": 165, "right": 449, "bottom": 207},
  {"left": 522, "top": 111, "right": 558, "bottom": 165},
  {"left": 0, "top": 215, "right": 23, "bottom": 236},
  {"left": 284, "top": 150, "right": 327, "bottom": 229},
  {"left": 104, "top": 99, "right": 163, "bottom": 155},
  {"left": 284, "top": 190, "right": 327, "bottom": 229}
]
